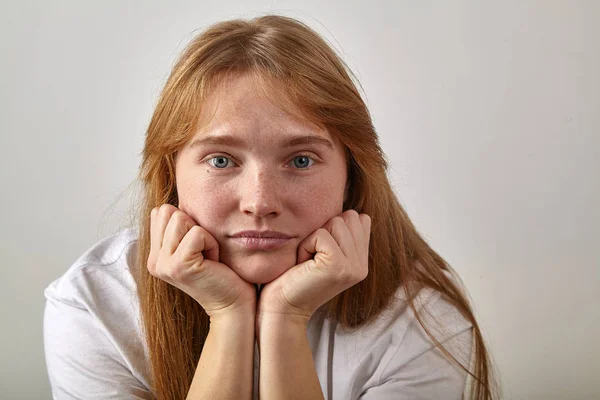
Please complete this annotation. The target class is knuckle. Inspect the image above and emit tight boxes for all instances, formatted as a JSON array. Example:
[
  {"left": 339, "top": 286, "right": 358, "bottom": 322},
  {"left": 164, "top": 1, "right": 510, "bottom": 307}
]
[
  {"left": 346, "top": 209, "right": 359, "bottom": 218},
  {"left": 172, "top": 210, "right": 187, "bottom": 221},
  {"left": 159, "top": 203, "right": 176, "bottom": 216},
  {"left": 147, "top": 250, "right": 157, "bottom": 263},
  {"left": 146, "top": 260, "right": 157, "bottom": 275},
  {"left": 171, "top": 212, "right": 192, "bottom": 230},
  {"left": 187, "top": 226, "right": 205, "bottom": 246},
  {"left": 358, "top": 267, "right": 369, "bottom": 281},
  {"left": 189, "top": 225, "right": 203, "bottom": 236},
  {"left": 316, "top": 228, "right": 329, "bottom": 236},
  {"left": 331, "top": 216, "right": 344, "bottom": 226}
]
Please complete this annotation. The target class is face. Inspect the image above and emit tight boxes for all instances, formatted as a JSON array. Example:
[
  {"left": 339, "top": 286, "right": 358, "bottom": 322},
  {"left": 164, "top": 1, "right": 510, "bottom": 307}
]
[{"left": 175, "top": 73, "right": 348, "bottom": 284}]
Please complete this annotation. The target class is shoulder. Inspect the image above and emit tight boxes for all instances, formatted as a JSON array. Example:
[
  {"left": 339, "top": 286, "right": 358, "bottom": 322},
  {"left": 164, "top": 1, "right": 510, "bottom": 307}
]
[
  {"left": 386, "top": 269, "right": 474, "bottom": 344},
  {"left": 44, "top": 228, "right": 139, "bottom": 310},
  {"left": 43, "top": 228, "right": 152, "bottom": 397},
  {"left": 377, "top": 280, "right": 474, "bottom": 373},
  {"left": 331, "top": 277, "right": 473, "bottom": 365},
  {"left": 335, "top": 268, "right": 473, "bottom": 348},
  {"left": 308, "top": 269, "right": 474, "bottom": 397}
]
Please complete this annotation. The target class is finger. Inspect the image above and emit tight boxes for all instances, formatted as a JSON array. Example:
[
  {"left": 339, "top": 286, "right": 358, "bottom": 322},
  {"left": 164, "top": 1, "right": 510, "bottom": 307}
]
[
  {"left": 327, "top": 216, "right": 360, "bottom": 264},
  {"left": 297, "top": 228, "right": 342, "bottom": 267},
  {"left": 149, "top": 207, "right": 159, "bottom": 253},
  {"left": 359, "top": 214, "right": 372, "bottom": 266},
  {"left": 176, "top": 225, "right": 220, "bottom": 263},
  {"left": 340, "top": 210, "right": 364, "bottom": 248},
  {"left": 152, "top": 204, "right": 178, "bottom": 250},
  {"left": 360, "top": 213, "right": 371, "bottom": 238},
  {"left": 163, "top": 210, "right": 196, "bottom": 255},
  {"left": 149, "top": 204, "right": 178, "bottom": 270},
  {"left": 341, "top": 210, "right": 370, "bottom": 273}
]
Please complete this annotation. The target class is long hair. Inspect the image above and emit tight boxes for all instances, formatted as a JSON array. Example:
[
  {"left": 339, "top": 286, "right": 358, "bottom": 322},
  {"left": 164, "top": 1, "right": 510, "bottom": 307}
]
[{"left": 134, "top": 14, "right": 500, "bottom": 400}]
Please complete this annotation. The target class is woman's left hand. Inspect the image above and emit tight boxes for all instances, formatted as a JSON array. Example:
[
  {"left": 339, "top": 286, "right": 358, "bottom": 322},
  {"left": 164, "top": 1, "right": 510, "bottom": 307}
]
[{"left": 257, "top": 210, "right": 371, "bottom": 323}]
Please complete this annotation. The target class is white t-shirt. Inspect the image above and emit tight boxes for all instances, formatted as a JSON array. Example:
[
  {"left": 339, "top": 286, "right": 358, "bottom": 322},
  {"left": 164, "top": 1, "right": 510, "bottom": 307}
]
[{"left": 44, "top": 228, "right": 473, "bottom": 399}]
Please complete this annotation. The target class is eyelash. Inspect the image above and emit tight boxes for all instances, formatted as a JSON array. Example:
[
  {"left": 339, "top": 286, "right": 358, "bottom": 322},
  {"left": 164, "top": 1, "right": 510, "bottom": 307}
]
[{"left": 204, "top": 153, "right": 317, "bottom": 170}]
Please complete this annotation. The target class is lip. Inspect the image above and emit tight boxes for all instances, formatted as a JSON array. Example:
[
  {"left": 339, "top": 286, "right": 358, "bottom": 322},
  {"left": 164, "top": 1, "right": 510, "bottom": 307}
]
[
  {"left": 231, "top": 230, "right": 292, "bottom": 239},
  {"left": 229, "top": 230, "right": 294, "bottom": 250}
]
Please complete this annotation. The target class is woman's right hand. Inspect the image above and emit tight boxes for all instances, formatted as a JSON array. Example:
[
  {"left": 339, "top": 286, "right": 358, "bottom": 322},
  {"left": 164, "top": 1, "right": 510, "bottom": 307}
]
[{"left": 147, "top": 204, "right": 256, "bottom": 319}]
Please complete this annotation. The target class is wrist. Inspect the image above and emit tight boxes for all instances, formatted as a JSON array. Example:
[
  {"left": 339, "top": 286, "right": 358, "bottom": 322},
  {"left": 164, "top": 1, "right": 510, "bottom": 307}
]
[
  {"left": 208, "top": 302, "right": 256, "bottom": 327},
  {"left": 256, "top": 311, "right": 310, "bottom": 339}
]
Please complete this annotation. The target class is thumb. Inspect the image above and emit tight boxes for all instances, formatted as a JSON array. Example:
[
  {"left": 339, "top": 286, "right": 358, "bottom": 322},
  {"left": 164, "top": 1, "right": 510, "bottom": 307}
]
[
  {"left": 200, "top": 230, "right": 219, "bottom": 263},
  {"left": 297, "top": 229, "right": 320, "bottom": 265},
  {"left": 296, "top": 228, "right": 337, "bottom": 266}
]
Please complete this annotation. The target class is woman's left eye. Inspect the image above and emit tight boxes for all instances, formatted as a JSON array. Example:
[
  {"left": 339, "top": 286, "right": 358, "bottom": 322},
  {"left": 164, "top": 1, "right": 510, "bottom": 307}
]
[
  {"left": 291, "top": 155, "right": 314, "bottom": 169},
  {"left": 207, "top": 156, "right": 234, "bottom": 169}
]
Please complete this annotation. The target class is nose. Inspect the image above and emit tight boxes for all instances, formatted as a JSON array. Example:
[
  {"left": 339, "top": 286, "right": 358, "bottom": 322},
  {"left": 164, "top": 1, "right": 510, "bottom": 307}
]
[{"left": 239, "top": 166, "right": 283, "bottom": 218}]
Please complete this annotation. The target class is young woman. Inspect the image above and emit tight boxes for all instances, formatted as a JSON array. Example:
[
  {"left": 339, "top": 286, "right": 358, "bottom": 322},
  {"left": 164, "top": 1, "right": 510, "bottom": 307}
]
[{"left": 44, "top": 15, "right": 499, "bottom": 400}]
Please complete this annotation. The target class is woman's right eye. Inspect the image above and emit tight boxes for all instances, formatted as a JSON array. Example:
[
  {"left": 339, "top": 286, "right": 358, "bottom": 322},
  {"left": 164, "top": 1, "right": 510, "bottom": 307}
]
[{"left": 206, "top": 156, "right": 235, "bottom": 169}]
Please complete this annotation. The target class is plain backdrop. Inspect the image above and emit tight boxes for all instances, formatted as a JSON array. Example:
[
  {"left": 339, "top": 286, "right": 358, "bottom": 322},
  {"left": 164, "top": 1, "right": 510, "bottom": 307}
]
[{"left": 1, "top": 1, "right": 598, "bottom": 399}]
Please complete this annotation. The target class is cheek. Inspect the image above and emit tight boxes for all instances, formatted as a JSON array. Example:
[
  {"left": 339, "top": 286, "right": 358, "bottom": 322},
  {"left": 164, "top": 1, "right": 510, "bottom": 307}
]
[
  {"left": 177, "top": 179, "right": 232, "bottom": 228},
  {"left": 294, "top": 177, "right": 346, "bottom": 229}
]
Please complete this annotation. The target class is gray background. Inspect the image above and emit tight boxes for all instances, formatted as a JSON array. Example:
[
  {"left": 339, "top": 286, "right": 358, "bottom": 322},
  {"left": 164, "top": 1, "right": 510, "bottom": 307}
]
[{"left": 1, "top": 1, "right": 598, "bottom": 399}]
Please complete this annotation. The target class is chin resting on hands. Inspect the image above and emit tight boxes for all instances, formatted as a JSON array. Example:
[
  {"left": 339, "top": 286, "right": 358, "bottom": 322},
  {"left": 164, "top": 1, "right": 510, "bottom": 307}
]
[
  {"left": 147, "top": 204, "right": 256, "bottom": 319},
  {"left": 258, "top": 209, "right": 371, "bottom": 323}
]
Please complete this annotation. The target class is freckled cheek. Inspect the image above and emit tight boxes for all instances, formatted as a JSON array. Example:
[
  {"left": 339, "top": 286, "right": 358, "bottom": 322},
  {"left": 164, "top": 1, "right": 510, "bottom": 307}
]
[
  {"left": 177, "top": 179, "right": 233, "bottom": 229},
  {"left": 294, "top": 179, "right": 346, "bottom": 232}
]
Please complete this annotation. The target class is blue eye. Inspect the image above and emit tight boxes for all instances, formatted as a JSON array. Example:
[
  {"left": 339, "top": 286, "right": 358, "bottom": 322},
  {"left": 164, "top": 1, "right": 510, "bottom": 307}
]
[
  {"left": 207, "top": 156, "right": 233, "bottom": 169},
  {"left": 292, "top": 156, "right": 313, "bottom": 169}
]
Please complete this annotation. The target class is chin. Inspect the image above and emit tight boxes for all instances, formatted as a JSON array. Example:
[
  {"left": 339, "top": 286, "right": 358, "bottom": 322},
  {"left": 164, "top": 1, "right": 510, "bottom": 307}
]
[{"left": 223, "top": 251, "right": 298, "bottom": 284}]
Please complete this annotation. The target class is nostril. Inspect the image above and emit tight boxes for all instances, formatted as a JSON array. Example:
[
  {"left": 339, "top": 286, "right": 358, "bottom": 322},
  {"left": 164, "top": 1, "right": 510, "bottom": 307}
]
[{"left": 241, "top": 196, "right": 281, "bottom": 218}]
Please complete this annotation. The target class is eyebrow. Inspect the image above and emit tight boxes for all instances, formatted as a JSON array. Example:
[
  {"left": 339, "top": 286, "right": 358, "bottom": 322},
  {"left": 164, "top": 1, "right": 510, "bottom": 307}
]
[{"left": 188, "top": 133, "right": 334, "bottom": 150}]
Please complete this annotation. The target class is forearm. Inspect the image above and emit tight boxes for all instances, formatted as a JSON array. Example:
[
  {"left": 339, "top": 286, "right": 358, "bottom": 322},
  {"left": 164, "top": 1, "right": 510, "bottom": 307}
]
[
  {"left": 187, "top": 310, "right": 255, "bottom": 400},
  {"left": 257, "top": 314, "right": 324, "bottom": 400}
]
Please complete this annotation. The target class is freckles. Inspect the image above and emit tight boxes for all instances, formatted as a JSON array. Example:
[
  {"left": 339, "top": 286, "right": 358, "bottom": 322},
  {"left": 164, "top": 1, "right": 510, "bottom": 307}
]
[
  {"left": 179, "top": 176, "right": 221, "bottom": 211},
  {"left": 301, "top": 180, "right": 344, "bottom": 214}
]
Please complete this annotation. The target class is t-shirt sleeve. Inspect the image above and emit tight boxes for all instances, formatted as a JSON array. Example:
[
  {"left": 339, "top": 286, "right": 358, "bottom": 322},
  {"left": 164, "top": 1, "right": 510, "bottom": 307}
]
[
  {"left": 358, "top": 326, "right": 473, "bottom": 400},
  {"left": 43, "top": 288, "right": 153, "bottom": 400}
]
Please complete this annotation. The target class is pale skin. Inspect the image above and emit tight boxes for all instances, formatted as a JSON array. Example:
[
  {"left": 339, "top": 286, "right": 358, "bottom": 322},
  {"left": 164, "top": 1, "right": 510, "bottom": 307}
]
[{"left": 147, "top": 73, "right": 371, "bottom": 399}]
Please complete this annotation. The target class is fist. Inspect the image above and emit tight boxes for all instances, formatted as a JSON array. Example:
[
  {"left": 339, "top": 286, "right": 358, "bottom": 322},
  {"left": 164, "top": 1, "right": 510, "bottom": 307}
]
[
  {"left": 258, "top": 209, "right": 371, "bottom": 320},
  {"left": 147, "top": 204, "right": 256, "bottom": 318}
]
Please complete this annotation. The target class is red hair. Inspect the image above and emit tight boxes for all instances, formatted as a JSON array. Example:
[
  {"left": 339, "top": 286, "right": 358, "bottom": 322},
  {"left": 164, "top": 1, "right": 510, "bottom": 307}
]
[{"left": 134, "top": 15, "right": 500, "bottom": 399}]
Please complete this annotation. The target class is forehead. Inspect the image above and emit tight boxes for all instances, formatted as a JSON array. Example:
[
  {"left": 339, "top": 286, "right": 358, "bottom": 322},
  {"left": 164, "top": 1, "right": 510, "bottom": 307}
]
[{"left": 194, "top": 72, "right": 333, "bottom": 142}]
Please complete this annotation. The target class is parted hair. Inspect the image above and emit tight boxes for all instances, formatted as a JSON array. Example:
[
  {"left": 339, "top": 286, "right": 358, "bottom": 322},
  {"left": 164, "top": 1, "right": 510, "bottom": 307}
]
[{"left": 134, "top": 14, "right": 500, "bottom": 400}]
